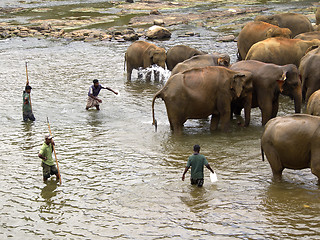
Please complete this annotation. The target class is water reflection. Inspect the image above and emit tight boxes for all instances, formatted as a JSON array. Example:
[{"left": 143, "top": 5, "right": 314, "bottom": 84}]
[{"left": 41, "top": 180, "right": 58, "bottom": 202}]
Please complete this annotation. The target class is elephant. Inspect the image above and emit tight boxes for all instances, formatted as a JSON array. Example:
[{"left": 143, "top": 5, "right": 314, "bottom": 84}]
[
  {"left": 125, "top": 40, "right": 166, "bottom": 81},
  {"left": 245, "top": 37, "right": 320, "bottom": 67},
  {"left": 306, "top": 90, "right": 320, "bottom": 116},
  {"left": 152, "top": 66, "right": 252, "bottom": 133},
  {"left": 237, "top": 21, "right": 292, "bottom": 60},
  {"left": 316, "top": 7, "right": 320, "bottom": 25},
  {"left": 261, "top": 114, "right": 320, "bottom": 184},
  {"left": 166, "top": 45, "right": 205, "bottom": 71},
  {"left": 230, "top": 60, "right": 302, "bottom": 125},
  {"left": 170, "top": 53, "right": 230, "bottom": 76},
  {"left": 255, "top": 13, "right": 313, "bottom": 37},
  {"left": 299, "top": 46, "right": 320, "bottom": 102},
  {"left": 294, "top": 31, "right": 320, "bottom": 41}
]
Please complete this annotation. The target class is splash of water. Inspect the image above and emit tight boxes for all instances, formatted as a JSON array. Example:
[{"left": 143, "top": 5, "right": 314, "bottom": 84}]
[{"left": 135, "top": 65, "right": 171, "bottom": 82}]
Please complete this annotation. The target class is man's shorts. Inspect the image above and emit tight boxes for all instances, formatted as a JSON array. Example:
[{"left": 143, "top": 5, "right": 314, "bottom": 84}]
[
  {"left": 86, "top": 96, "right": 99, "bottom": 109},
  {"left": 42, "top": 162, "right": 58, "bottom": 179},
  {"left": 191, "top": 178, "right": 204, "bottom": 187},
  {"left": 23, "top": 112, "right": 35, "bottom": 121}
]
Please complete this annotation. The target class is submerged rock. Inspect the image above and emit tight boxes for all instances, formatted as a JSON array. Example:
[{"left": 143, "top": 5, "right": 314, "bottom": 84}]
[
  {"left": 146, "top": 25, "right": 171, "bottom": 39},
  {"left": 216, "top": 35, "right": 236, "bottom": 42}
]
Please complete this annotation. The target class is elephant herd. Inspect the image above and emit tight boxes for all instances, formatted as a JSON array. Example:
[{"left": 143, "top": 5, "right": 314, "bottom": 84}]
[{"left": 124, "top": 10, "right": 320, "bottom": 184}]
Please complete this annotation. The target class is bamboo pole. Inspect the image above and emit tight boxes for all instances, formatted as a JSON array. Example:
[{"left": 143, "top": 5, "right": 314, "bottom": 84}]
[
  {"left": 25, "top": 62, "right": 32, "bottom": 112},
  {"left": 47, "top": 117, "right": 62, "bottom": 185}
]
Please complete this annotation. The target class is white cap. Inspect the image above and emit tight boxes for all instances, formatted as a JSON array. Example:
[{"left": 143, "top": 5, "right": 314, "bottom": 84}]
[{"left": 45, "top": 134, "right": 53, "bottom": 139}]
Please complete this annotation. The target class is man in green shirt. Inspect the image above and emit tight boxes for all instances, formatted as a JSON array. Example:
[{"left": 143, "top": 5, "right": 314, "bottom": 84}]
[
  {"left": 182, "top": 145, "right": 215, "bottom": 187},
  {"left": 38, "top": 134, "right": 59, "bottom": 182},
  {"left": 23, "top": 85, "right": 35, "bottom": 121}
]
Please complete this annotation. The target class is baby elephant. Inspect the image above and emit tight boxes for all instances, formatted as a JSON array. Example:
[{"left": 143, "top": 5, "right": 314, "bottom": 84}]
[
  {"left": 306, "top": 90, "right": 320, "bottom": 116},
  {"left": 125, "top": 41, "right": 166, "bottom": 81},
  {"left": 261, "top": 114, "right": 320, "bottom": 184}
]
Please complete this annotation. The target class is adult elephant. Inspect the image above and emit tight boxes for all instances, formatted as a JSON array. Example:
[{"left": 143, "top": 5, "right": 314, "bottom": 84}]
[
  {"left": 125, "top": 40, "right": 166, "bottom": 81},
  {"left": 255, "top": 13, "right": 313, "bottom": 37},
  {"left": 294, "top": 31, "right": 320, "bottom": 40},
  {"left": 230, "top": 60, "right": 302, "bottom": 125},
  {"left": 152, "top": 66, "right": 252, "bottom": 133},
  {"left": 170, "top": 53, "right": 230, "bottom": 76},
  {"left": 245, "top": 37, "right": 320, "bottom": 67},
  {"left": 237, "top": 21, "right": 291, "bottom": 60},
  {"left": 306, "top": 90, "right": 320, "bottom": 116},
  {"left": 166, "top": 45, "right": 205, "bottom": 71},
  {"left": 261, "top": 114, "right": 320, "bottom": 184},
  {"left": 299, "top": 46, "right": 320, "bottom": 102}
]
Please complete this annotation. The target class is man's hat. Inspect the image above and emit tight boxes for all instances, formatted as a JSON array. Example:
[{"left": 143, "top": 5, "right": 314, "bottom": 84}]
[
  {"left": 45, "top": 134, "right": 53, "bottom": 140},
  {"left": 25, "top": 85, "right": 32, "bottom": 90},
  {"left": 93, "top": 79, "right": 99, "bottom": 84}
]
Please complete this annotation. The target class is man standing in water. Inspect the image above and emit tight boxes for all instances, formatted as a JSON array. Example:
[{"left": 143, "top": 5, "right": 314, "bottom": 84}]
[
  {"left": 182, "top": 145, "right": 215, "bottom": 187},
  {"left": 38, "top": 135, "right": 59, "bottom": 182},
  {"left": 22, "top": 84, "right": 35, "bottom": 121},
  {"left": 86, "top": 79, "right": 118, "bottom": 110}
]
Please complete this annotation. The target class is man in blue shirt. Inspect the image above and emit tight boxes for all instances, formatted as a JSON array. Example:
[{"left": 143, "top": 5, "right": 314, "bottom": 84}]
[
  {"left": 182, "top": 145, "right": 215, "bottom": 187},
  {"left": 86, "top": 79, "right": 118, "bottom": 110}
]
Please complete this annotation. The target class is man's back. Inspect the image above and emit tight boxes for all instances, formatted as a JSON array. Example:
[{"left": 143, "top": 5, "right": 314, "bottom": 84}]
[{"left": 187, "top": 154, "right": 208, "bottom": 180}]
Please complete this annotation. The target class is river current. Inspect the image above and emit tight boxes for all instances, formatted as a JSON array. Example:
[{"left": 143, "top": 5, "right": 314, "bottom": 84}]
[{"left": 1, "top": 0, "right": 320, "bottom": 239}]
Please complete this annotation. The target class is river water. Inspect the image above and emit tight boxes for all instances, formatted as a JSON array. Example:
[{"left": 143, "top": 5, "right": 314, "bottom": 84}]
[{"left": 1, "top": 0, "right": 320, "bottom": 239}]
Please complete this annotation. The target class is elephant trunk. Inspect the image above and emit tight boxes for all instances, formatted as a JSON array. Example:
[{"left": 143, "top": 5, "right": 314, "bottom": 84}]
[{"left": 293, "top": 86, "right": 302, "bottom": 113}]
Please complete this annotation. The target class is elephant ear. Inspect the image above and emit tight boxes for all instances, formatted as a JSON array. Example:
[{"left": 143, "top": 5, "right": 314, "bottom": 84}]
[
  {"left": 304, "top": 45, "right": 319, "bottom": 55},
  {"left": 231, "top": 73, "right": 245, "bottom": 98},
  {"left": 265, "top": 28, "right": 275, "bottom": 38},
  {"left": 277, "top": 71, "right": 287, "bottom": 93},
  {"left": 149, "top": 49, "right": 155, "bottom": 59}
]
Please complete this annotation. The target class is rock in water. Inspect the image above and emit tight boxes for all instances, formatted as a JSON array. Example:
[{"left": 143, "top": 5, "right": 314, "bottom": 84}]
[{"left": 146, "top": 25, "right": 171, "bottom": 40}]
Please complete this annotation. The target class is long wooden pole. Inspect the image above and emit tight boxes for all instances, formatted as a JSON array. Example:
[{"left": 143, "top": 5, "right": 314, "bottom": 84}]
[
  {"left": 25, "top": 62, "right": 32, "bottom": 112},
  {"left": 47, "top": 117, "right": 62, "bottom": 185}
]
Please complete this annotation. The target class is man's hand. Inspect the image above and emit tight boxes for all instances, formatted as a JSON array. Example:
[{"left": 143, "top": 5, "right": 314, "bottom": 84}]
[
  {"left": 98, "top": 99, "right": 102, "bottom": 103},
  {"left": 114, "top": 91, "right": 118, "bottom": 95}
]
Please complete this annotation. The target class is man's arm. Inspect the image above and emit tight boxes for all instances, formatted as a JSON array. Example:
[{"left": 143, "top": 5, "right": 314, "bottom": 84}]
[
  {"left": 182, "top": 166, "right": 190, "bottom": 181},
  {"left": 89, "top": 94, "right": 102, "bottom": 102},
  {"left": 205, "top": 164, "right": 214, "bottom": 174},
  {"left": 103, "top": 86, "right": 118, "bottom": 95},
  {"left": 38, "top": 153, "right": 47, "bottom": 161}
]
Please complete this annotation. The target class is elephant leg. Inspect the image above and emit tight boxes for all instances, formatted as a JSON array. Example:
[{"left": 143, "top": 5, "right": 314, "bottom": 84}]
[
  {"left": 220, "top": 112, "right": 231, "bottom": 132},
  {"left": 305, "top": 88, "right": 314, "bottom": 103},
  {"left": 271, "top": 98, "right": 279, "bottom": 118},
  {"left": 243, "top": 94, "right": 252, "bottom": 127},
  {"left": 310, "top": 150, "right": 320, "bottom": 185},
  {"left": 259, "top": 101, "right": 273, "bottom": 126},
  {"left": 210, "top": 114, "right": 220, "bottom": 131},
  {"left": 154, "top": 70, "right": 160, "bottom": 82},
  {"left": 263, "top": 144, "right": 283, "bottom": 182},
  {"left": 137, "top": 71, "right": 143, "bottom": 79},
  {"left": 127, "top": 65, "right": 133, "bottom": 81},
  {"left": 145, "top": 71, "right": 152, "bottom": 81},
  {"left": 218, "top": 98, "right": 231, "bottom": 131}
]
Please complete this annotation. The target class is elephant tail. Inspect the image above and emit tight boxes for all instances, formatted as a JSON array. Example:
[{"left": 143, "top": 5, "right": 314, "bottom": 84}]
[
  {"left": 261, "top": 146, "right": 265, "bottom": 161},
  {"left": 152, "top": 90, "right": 163, "bottom": 132}
]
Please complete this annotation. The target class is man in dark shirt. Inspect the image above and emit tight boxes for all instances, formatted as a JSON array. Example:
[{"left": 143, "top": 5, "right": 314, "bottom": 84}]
[
  {"left": 182, "top": 145, "right": 215, "bottom": 187},
  {"left": 23, "top": 85, "right": 35, "bottom": 121},
  {"left": 86, "top": 79, "right": 118, "bottom": 110}
]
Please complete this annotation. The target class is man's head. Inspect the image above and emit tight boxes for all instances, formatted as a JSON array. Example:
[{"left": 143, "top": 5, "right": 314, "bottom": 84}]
[
  {"left": 193, "top": 144, "right": 200, "bottom": 153},
  {"left": 25, "top": 85, "right": 32, "bottom": 93},
  {"left": 93, "top": 79, "right": 99, "bottom": 88},
  {"left": 45, "top": 134, "right": 53, "bottom": 144}
]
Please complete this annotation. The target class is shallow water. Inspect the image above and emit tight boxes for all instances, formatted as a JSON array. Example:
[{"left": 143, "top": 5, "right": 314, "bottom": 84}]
[{"left": 1, "top": 0, "right": 320, "bottom": 239}]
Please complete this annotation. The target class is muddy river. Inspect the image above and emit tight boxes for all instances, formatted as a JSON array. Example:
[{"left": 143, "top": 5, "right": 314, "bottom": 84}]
[{"left": 1, "top": 0, "right": 320, "bottom": 239}]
